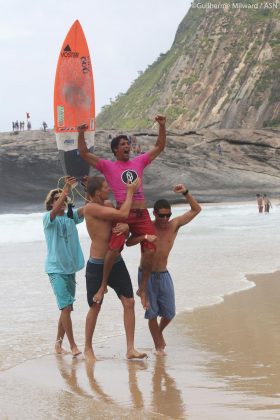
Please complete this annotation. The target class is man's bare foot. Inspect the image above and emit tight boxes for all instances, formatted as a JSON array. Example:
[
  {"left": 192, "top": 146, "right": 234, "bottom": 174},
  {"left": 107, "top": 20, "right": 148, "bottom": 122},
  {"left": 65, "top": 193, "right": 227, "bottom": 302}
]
[
  {"left": 155, "top": 348, "right": 166, "bottom": 356},
  {"left": 126, "top": 349, "right": 148, "bottom": 360},
  {"left": 84, "top": 348, "right": 97, "bottom": 362},
  {"left": 55, "top": 339, "right": 69, "bottom": 354},
  {"left": 71, "top": 345, "right": 82, "bottom": 357}
]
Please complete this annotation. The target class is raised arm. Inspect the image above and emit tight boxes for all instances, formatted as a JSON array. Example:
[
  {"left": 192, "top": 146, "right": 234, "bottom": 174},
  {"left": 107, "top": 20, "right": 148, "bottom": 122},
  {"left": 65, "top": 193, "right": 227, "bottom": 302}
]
[
  {"left": 172, "top": 184, "right": 201, "bottom": 230},
  {"left": 77, "top": 123, "right": 100, "bottom": 168},
  {"left": 50, "top": 177, "right": 75, "bottom": 220},
  {"left": 147, "top": 115, "right": 166, "bottom": 161}
]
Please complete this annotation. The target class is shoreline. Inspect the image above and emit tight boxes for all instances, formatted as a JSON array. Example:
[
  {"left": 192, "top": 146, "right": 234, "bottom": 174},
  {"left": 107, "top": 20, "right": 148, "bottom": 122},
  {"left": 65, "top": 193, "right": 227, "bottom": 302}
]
[
  {"left": 1, "top": 270, "right": 280, "bottom": 419},
  {"left": 0, "top": 198, "right": 269, "bottom": 215}
]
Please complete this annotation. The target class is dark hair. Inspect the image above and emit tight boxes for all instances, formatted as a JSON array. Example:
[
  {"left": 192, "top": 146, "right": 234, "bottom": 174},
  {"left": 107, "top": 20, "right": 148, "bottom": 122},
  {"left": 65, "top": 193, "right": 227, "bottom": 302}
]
[
  {"left": 86, "top": 176, "right": 105, "bottom": 197},
  {"left": 110, "top": 135, "right": 129, "bottom": 155},
  {"left": 154, "top": 199, "right": 171, "bottom": 212}
]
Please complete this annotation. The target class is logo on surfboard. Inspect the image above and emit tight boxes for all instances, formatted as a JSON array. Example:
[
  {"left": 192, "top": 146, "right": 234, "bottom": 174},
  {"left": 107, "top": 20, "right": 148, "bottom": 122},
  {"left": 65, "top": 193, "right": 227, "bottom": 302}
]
[
  {"left": 121, "top": 170, "right": 138, "bottom": 184},
  {"left": 81, "top": 56, "right": 91, "bottom": 74},
  {"left": 61, "top": 44, "right": 79, "bottom": 58}
]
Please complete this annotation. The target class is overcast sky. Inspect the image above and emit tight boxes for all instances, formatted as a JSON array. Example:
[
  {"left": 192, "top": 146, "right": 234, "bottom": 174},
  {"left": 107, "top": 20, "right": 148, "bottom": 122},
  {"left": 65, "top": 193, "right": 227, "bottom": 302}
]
[{"left": 0, "top": 0, "right": 191, "bottom": 132}]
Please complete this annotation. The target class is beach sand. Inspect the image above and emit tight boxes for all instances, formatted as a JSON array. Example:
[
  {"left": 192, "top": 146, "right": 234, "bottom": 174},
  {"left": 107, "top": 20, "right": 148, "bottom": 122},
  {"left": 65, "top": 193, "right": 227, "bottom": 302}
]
[{"left": 1, "top": 272, "right": 280, "bottom": 419}]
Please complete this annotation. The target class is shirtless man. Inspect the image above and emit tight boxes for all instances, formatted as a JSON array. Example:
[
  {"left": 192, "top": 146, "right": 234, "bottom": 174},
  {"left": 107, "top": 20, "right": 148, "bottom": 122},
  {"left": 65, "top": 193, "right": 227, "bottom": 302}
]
[
  {"left": 127, "top": 184, "right": 201, "bottom": 355},
  {"left": 78, "top": 116, "right": 166, "bottom": 310},
  {"left": 84, "top": 175, "right": 146, "bottom": 361}
]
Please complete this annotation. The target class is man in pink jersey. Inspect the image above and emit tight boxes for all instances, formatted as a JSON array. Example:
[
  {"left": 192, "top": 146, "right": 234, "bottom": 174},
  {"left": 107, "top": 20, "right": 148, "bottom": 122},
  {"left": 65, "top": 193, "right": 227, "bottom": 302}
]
[{"left": 78, "top": 115, "right": 166, "bottom": 309}]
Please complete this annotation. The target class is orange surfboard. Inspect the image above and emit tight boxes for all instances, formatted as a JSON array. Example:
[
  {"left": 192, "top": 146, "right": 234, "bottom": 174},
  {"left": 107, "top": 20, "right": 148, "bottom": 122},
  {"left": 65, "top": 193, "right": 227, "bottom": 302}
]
[{"left": 54, "top": 20, "right": 95, "bottom": 178}]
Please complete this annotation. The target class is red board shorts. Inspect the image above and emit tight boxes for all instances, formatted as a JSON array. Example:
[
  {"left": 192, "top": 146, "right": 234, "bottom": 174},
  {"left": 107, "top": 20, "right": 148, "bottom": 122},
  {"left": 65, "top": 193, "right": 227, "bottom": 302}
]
[{"left": 109, "top": 208, "right": 156, "bottom": 252}]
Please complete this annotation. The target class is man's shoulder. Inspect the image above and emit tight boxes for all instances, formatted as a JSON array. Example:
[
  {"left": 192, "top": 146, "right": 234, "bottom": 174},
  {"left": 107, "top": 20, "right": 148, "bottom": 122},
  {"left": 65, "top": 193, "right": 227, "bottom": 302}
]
[
  {"left": 85, "top": 202, "right": 99, "bottom": 212},
  {"left": 131, "top": 151, "right": 149, "bottom": 161},
  {"left": 95, "top": 157, "right": 114, "bottom": 168},
  {"left": 85, "top": 201, "right": 111, "bottom": 214},
  {"left": 155, "top": 219, "right": 178, "bottom": 233}
]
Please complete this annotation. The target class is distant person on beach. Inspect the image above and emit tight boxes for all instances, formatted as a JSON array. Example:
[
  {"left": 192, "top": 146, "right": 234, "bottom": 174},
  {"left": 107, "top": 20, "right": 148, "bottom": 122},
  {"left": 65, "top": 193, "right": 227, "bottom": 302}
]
[
  {"left": 27, "top": 121, "right": 31, "bottom": 130},
  {"left": 42, "top": 121, "right": 48, "bottom": 131},
  {"left": 126, "top": 184, "right": 201, "bottom": 355},
  {"left": 43, "top": 177, "right": 84, "bottom": 357},
  {"left": 263, "top": 194, "right": 272, "bottom": 213},
  {"left": 256, "top": 194, "right": 263, "bottom": 213},
  {"left": 78, "top": 115, "right": 166, "bottom": 310},
  {"left": 83, "top": 175, "right": 147, "bottom": 361}
]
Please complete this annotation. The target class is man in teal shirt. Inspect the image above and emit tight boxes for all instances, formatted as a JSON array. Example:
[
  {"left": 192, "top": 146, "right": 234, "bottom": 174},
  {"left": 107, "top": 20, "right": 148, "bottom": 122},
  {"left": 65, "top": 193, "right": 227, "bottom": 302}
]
[{"left": 43, "top": 177, "right": 84, "bottom": 356}]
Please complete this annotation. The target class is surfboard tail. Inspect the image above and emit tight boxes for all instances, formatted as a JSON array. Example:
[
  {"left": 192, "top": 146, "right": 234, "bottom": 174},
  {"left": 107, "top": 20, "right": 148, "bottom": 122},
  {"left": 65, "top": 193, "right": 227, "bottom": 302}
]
[{"left": 55, "top": 131, "right": 94, "bottom": 178}]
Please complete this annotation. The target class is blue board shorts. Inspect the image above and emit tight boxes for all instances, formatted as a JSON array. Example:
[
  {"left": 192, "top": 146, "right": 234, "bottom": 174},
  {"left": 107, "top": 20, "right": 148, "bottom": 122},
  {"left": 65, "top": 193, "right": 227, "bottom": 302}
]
[
  {"left": 48, "top": 273, "right": 76, "bottom": 310},
  {"left": 138, "top": 268, "right": 175, "bottom": 320}
]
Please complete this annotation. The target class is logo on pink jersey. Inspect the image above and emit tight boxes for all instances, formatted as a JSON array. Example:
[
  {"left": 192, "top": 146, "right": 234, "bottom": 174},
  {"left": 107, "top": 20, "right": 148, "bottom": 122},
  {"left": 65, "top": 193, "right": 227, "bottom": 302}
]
[{"left": 121, "top": 169, "right": 138, "bottom": 184}]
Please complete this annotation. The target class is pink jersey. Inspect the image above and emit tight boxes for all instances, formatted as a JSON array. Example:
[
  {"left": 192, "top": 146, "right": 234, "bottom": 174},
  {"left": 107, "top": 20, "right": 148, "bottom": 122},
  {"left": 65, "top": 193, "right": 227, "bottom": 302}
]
[{"left": 95, "top": 152, "right": 151, "bottom": 203}]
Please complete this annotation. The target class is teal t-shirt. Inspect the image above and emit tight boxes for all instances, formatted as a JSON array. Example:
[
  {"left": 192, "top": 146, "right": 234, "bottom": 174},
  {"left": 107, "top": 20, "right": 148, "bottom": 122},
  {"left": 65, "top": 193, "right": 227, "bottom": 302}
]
[{"left": 43, "top": 209, "right": 85, "bottom": 274}]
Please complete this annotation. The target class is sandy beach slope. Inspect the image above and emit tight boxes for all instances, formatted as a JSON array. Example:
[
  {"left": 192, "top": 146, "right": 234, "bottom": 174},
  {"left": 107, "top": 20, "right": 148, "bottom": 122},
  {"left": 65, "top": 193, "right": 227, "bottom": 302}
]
[{"left": 1, "top": 272, "right": 280, "bottom": 419}]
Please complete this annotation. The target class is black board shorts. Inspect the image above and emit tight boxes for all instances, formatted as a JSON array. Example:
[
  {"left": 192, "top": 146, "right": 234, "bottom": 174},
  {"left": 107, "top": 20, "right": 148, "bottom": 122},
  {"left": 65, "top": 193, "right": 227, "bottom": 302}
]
[{"left": 86, "top": 257, "right": 134, "bottom": 307}]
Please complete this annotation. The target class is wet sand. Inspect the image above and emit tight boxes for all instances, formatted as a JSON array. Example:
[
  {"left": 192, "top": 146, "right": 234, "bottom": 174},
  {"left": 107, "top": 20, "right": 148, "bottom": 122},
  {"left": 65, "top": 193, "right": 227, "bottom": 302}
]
[{"left": 1, "top": 272, "right": 280, "bottom": 419}]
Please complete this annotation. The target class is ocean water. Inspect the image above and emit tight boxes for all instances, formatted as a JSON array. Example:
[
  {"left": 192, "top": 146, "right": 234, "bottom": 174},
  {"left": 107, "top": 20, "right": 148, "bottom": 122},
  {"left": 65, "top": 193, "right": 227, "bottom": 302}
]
[{"left": 0, "top": 203, "right": 280, "bottom": 371}]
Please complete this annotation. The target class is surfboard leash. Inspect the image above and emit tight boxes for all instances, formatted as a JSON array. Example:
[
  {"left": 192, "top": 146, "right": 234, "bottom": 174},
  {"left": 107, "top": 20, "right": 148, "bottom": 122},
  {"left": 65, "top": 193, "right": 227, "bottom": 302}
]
[
  {"left": 72, "top": 184, "right": 90, "bottom": 203},
  {"left": 56, "top": 176, "right": 90, "bottom": 204}
]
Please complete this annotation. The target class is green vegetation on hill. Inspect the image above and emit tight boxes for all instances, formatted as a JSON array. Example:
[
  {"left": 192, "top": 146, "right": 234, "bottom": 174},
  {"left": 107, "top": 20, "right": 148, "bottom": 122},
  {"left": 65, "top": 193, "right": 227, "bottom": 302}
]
[{"left": 97, "top": 1, "right": 280, "bottom": 130}]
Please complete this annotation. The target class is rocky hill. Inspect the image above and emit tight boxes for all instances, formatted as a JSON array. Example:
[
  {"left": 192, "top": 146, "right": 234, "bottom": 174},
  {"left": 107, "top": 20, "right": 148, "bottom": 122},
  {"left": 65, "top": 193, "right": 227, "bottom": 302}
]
[
  {"left": 96, "top": 2, "right": 280, "bottom": 130},
  {"left": 1, "top": 129, "right": 280, "bottom": 213}
]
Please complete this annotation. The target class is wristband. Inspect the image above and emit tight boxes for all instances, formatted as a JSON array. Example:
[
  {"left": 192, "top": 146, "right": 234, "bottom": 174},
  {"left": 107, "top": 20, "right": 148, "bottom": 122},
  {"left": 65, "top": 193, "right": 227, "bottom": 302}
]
[{"left": 182, "top": 189, "right": 189, "bottom": 196}]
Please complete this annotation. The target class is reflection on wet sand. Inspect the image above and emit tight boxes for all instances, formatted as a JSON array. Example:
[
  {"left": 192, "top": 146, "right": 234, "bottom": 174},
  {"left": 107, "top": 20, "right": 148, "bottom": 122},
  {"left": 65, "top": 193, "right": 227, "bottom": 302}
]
[
  {"left": 152, "top": 356, "right": 185, "bottom": 419},
  {"left": 55, "top": 353, "right": 186, "bottom": 418},
  {"left": 85, "top": 359, "right": 116, "bottom": 405},
  {"left": 127, "top": 360, "right": 146, "bottom": 409},
  {"left": 55, "top": 356, "right": 90, "bottom": 398},
  {"left": 56, "top": 355, "right": 147, "bottom": 410},
  {"left": 185, "top": 273, "right": 280, "bottom": 403}
]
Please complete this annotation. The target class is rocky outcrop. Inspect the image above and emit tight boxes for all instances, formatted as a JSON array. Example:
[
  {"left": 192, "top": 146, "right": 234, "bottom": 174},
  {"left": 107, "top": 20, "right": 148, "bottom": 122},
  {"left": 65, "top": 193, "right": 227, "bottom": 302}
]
[
  {"left": 96, "top": 3, "right": 280, "bottom": 131},
  {"left": 0, "top": 129, "right": 279, "bottom": 213}
]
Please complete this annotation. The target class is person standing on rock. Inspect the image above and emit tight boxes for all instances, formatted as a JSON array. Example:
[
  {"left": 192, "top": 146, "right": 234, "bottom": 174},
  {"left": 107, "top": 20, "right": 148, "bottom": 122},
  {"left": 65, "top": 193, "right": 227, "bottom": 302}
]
[
  {"left": 43, "top": 177, "right": 84, "bottom": 357},
  {"left": 126, "top": 184, "right": 201, "bottom": 355},
  {"left": 256, "top": 194, "right": 263, "bottom": 213},
  {"left": 78, "top": 115, "right": 166, "bottom": 310}
]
